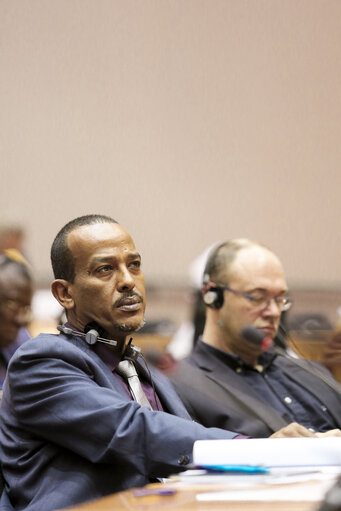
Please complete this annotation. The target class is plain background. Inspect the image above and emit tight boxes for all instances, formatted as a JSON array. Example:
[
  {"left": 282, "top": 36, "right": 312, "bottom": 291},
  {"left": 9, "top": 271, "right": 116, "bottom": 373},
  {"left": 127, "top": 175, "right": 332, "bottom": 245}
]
[{"left": 1, "top": 0, "right": 340, "bottom": 300}]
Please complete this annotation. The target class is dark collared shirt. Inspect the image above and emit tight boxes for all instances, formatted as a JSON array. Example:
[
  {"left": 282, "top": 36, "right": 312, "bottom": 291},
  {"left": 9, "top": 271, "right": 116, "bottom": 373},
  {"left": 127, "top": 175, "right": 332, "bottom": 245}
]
[{"left": 199, "top": 339, "right": 337, "bottom": 432}]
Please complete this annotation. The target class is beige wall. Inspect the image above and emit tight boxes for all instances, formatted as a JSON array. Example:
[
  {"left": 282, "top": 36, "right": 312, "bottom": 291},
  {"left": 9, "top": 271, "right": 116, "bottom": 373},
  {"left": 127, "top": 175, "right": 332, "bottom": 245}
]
[{"left": 1, "top": 0, "right": 341, "bottom": 290}]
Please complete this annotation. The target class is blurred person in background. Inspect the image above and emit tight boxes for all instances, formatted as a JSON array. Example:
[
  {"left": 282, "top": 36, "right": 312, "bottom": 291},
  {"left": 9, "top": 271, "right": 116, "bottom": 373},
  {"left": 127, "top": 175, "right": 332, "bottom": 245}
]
[{"left": 0, "top": 253, "right": 33, "bottom": 387}]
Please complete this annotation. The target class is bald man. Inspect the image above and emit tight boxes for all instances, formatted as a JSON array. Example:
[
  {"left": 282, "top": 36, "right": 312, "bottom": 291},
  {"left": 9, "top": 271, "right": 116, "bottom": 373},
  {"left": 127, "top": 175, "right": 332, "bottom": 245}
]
[{"left": 171, "top": 239, "right": 341, "bottom": 437}]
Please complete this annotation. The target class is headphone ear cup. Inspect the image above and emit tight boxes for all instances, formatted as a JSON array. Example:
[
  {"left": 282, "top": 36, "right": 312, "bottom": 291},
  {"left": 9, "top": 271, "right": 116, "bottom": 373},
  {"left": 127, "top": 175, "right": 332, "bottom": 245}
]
[{"left": 203, "top": 287, "right": 224, "bottom": 309}]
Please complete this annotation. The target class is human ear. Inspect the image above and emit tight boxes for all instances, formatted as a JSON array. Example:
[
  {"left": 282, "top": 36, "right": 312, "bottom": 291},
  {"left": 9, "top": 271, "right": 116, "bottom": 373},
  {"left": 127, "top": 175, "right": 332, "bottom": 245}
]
[{"left": 51, "top": 279, "right": 74, "bottom": 310}]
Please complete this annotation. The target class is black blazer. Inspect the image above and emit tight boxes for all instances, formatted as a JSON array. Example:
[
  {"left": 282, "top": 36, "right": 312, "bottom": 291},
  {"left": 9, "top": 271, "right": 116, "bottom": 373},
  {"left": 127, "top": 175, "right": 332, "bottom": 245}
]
[{"left": 171, "top": 340, "right": 341, "bottom": 437}]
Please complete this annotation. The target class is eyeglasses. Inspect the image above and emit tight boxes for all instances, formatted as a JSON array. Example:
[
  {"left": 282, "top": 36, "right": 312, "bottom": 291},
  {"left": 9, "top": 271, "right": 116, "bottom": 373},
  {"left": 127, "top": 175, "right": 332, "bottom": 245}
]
[
  {"left": 2, "top": 299, "right": 33, "bottom": 321},
  {"left": 218, "top": 285, "right": 292, "bottom": 312}
]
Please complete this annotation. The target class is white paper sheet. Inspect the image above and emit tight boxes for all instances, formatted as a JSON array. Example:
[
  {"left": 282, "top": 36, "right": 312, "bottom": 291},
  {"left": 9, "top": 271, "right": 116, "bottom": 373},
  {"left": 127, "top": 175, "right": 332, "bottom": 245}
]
[{"left": 193, "top": 437, "right": 341, "bottom": 468}]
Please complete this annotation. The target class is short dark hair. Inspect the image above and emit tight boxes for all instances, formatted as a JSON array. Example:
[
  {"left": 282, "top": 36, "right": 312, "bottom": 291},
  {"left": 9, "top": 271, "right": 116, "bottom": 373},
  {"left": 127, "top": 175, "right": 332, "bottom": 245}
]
[
  {"left": 203, "top": 239, "right": 263, "bottom": 285},
  {"left": 50, "top": 214, "right": 118, "bottom": 282}
]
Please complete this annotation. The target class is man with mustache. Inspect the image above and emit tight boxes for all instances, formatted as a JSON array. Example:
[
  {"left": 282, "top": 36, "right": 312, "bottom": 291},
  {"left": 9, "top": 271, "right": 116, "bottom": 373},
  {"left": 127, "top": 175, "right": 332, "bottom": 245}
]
[
  {"left": 171, "top": 239, "right": 341, "bottom": 437},
  {"left": 0, "top": 215, "right": 240, "bottom": 511}
]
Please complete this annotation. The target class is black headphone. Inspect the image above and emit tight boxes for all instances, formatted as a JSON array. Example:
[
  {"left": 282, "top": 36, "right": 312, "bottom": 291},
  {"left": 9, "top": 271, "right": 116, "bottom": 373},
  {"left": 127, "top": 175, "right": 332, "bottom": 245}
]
[
  {"left": 202, "top": 242, "right": 226, "bottom": 309},
  {"left": 57, "top": 323, "right": 118, "bottom": 347},
  {"left": 202, "top": 283, "right": 225, "bottom": 309},
  {"left": 57, "top": 322, "right": 142, "bottom": 360}
]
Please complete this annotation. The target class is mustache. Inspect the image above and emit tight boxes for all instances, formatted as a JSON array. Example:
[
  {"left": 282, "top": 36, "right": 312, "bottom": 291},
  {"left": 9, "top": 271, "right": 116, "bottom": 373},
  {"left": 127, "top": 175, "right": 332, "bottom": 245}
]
[{"left": 114, "top": 291, "right": 144, "bottom": 308}]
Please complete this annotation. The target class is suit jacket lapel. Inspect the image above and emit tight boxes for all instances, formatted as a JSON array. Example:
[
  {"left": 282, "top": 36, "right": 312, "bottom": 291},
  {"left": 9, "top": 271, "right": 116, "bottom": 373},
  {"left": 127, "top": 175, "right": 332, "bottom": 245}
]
[
  {"left": 191, "top": 342, "right": 289, "bottom": 431},
  {"left": 135, "top": 358, "right": 192, "bottom": 420}
]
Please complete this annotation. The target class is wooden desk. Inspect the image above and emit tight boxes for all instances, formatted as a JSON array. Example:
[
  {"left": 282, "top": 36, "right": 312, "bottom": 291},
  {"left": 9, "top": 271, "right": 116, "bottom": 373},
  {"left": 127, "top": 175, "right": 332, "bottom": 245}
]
[{"left": 60, "top": 482, "right": 320, "bottom": 511}]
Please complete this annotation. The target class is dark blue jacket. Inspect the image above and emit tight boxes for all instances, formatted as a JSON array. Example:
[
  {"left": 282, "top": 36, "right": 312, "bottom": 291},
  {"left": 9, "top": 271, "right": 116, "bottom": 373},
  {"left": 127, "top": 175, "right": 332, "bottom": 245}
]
[{"left": 0, "top": 332, "right": 235, "bottom": 511}]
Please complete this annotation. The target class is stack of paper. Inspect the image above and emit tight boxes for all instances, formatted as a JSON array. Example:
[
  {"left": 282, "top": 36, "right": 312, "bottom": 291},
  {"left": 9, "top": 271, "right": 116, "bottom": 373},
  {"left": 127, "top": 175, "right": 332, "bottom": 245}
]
[{"left": 193, "top": 437, "right": 341, "bottom": 468}]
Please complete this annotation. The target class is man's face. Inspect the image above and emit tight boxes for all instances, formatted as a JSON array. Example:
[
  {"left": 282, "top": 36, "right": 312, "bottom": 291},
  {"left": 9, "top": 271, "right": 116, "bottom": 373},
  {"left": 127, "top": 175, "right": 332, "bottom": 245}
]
[
  {"left": 217, "top": 246, "right": 288, "bottom": 361},
  {"left": 65, "top": 222, "right": 146, "bottom": 340},
  {"left": 0, "top": 267, "right": 33, "bottom": 348}
]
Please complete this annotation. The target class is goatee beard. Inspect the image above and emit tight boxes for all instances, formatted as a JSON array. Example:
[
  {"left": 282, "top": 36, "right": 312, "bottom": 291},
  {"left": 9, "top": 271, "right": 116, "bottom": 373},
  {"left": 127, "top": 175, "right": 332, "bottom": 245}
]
[{"left": 114, "top": 317, "right": 146, "bottom": 333}]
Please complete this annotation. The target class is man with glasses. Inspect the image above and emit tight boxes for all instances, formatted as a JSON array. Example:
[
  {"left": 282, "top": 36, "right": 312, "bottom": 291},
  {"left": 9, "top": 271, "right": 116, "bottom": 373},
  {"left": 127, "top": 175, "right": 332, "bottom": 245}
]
[
  {"left": 0, "top": 254, "right": 33, "bottom": 388},
  {"left": 171, "top": 239, "right": 341, "bottom": 437}
]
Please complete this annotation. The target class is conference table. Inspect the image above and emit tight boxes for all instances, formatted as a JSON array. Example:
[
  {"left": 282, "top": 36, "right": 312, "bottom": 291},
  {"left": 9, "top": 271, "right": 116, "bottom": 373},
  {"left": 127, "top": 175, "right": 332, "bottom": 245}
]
[{"left": 61, "top": 480, "right": 323, "bottom": 511}]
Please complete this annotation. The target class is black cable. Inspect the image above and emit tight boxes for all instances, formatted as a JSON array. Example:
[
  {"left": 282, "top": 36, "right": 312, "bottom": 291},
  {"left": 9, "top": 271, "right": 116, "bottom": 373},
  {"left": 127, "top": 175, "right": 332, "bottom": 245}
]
[
  {"left": 277, "top": 323, "right": 313, "bottom": 360},
  {"left": 139, "top": 352, "right": 161, "bottom": 412}
]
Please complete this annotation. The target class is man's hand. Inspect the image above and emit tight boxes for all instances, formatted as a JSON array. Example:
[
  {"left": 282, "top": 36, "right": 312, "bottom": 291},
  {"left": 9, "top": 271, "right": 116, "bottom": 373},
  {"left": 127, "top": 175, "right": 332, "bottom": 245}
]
[
  {"left": 270, "top": 422, "right": 317, "bottom": 438},
  {"left": 270, "top": 423, "right": 341, "bottom": 438},
  {"left": 315, "top": 429, "right": 341, "bottom": 437}
]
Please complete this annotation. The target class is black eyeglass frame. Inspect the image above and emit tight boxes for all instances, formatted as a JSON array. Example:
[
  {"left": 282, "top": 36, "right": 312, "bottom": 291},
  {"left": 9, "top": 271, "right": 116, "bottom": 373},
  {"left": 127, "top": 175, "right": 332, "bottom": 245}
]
[{"left": 216, "top": 284, "right": 292, "bottom": 312}]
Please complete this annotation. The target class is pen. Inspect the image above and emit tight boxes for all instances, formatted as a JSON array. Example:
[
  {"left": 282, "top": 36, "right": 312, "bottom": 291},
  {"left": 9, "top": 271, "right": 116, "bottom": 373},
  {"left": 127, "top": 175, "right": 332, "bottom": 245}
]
[
  {"left": 133, "top": 488, "right": 177, "bottom": 497},
  {"left": 197, "top": 464, "right": 270, "bottom": 474}
]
